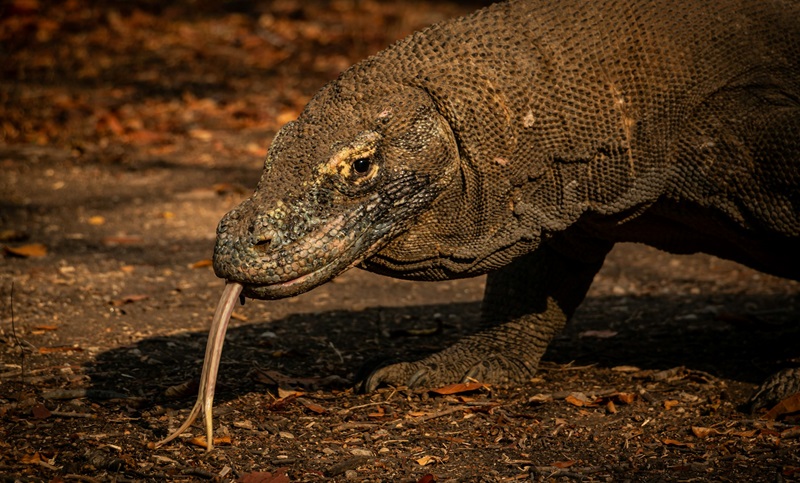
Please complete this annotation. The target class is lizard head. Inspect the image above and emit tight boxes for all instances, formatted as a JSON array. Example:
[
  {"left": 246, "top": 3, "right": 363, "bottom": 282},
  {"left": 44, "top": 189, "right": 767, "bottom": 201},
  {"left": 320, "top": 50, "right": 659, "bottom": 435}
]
[{"left": 213, "top": 82, "right": 459, "bottom": 299}]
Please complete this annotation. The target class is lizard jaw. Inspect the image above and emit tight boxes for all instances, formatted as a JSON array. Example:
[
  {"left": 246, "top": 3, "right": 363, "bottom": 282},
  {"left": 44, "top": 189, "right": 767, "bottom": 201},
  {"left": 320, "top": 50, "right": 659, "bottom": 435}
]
[
  {"left": 237, "top": 264, "right": 337, "bottom": 299},
  {"left": 235, "top": 249, "right": 371, "bottom": 300}
]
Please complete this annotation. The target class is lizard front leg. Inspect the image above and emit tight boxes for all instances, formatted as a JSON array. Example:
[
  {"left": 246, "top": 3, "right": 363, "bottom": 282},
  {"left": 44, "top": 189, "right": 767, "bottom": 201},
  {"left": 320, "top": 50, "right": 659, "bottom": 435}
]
[{"left": 362, "top": 240, "right": 611, "bottom": 391}]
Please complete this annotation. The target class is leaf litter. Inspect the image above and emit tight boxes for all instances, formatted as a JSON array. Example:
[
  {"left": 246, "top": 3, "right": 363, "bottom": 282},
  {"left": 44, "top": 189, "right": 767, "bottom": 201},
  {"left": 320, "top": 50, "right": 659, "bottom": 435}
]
[{"left": 1, "top": 0, "right": 798, "bottom": 481}]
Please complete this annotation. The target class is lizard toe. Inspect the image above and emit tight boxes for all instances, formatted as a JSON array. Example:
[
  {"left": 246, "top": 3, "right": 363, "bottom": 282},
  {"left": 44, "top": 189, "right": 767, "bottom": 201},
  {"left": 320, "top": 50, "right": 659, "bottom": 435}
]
[
  {"left": 361, "top": 351, "right": 539, "bottom": 391},
  {"left": 362, "top": 359, "right": 462, "bottom": 391},
  {"left": 462, "top": 360, "right": 496, "bottom": 383},
  {"left": 361, "top": 361, "right": 417, "bottom": 392},
  {"left": 407, "top": 365, "right": 435, "bottom": 389}
]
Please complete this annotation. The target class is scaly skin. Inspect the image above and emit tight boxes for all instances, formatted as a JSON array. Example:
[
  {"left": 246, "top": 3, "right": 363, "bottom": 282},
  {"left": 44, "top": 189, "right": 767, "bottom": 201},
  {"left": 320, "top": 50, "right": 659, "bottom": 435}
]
[{"left": 213, "top": 0, "right": 800, "bottom": 401}]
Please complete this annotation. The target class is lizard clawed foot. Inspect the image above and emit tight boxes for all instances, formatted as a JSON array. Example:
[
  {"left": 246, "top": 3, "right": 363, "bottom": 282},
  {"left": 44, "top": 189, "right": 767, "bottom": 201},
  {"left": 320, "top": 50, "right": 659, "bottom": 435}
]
[{"left": 360, "top": 351, "right": 537, "bottom": 392}]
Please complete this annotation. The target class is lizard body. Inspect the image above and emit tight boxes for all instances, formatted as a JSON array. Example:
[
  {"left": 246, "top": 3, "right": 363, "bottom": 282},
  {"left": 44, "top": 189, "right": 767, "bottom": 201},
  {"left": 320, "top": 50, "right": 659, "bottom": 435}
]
[{"left": 213, "top": 0, "right": 799, "bottom": 401}]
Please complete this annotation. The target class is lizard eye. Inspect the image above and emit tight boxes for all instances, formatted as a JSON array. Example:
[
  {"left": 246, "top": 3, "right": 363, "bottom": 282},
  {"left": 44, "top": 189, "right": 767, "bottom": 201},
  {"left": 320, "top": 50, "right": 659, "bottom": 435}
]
[{"left": 351, "top": 157, "right": 372, "bottom": 175}]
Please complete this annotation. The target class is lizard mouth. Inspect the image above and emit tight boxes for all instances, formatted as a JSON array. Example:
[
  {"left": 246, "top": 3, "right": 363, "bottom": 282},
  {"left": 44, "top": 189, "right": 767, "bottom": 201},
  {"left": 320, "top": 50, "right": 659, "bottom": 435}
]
[
  {"left": 237, "top": 263, "right": 337, "bottom": 299},
  {"left": 235, "top": 243, "right": 372, "bottom": 300}
]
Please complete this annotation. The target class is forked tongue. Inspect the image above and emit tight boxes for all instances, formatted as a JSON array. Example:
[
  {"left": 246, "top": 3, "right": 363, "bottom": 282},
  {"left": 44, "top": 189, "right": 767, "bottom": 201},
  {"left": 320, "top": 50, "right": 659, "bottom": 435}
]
[{"left": 152, "top": 281, "right": 243, "bottom": 451}]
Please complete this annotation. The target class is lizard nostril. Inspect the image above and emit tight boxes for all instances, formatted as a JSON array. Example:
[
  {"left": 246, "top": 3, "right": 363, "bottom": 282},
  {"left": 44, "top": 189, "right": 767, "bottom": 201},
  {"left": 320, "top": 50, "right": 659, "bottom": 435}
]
[
  {"left": 253, "top": 237, "right": 273, "bottom": 253},
  {"left": 252, "top": 230, "right": 280, "bottom": 254}
]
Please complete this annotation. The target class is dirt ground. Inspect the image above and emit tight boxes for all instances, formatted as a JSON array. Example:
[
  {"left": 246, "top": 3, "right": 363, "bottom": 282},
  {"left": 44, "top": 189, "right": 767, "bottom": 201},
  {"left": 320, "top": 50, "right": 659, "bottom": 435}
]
[{"left": 1, "top": 1, "right": 799, "bottom": 481}]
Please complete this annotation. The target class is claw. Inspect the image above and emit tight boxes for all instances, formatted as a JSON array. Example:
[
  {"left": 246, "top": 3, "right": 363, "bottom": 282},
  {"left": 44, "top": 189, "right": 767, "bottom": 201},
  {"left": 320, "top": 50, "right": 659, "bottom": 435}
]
[
  {"left": 362, "top": 361, "right": 416, "bottom": 392},
  {"left": 407, "top": 367, "right": 431, "bottom": 388},
  {"left": 362, "top": 367, "right": 387, "bottom": 393},
  {"left": 463, "top": 362, "right": 487, "bottom": 382},
  {"left": 359, "top": 349, "right": 540, "bottom": 392}
]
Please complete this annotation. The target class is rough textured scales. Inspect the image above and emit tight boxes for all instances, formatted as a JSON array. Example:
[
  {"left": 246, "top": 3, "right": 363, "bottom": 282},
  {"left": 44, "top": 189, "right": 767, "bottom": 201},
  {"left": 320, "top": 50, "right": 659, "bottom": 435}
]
[{"left": 213, "top": 0, "right": 799, "bottom": 402}]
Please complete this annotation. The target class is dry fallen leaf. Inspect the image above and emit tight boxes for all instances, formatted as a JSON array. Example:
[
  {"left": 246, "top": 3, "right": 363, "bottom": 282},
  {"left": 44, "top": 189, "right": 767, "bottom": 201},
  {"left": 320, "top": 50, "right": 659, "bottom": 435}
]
[
  {"left": 189, "top": 128, "right": 213, "bottom": 140},
  {"left": 87, "top": 215, "right": 106, "bottom": 225},
  {"left": 565, "top": 395, "right": 588, "bottom": 407},
  {"left": 612, "top": 365, "right": 642, "bottom": 373},
  {"left": 190, "top": 259, "right": 213, "bottom": 268},
  {"left": 230, "top": 311, "right": 248, "bottom": 322},
  {"left": 664, "top": 400, "right": 680, "bottom": 410},
  {"left": 763, "top": 393, "right": 800, "bottom": 420},
  {"left": 31, "top": 403, "right": 51, "bottom": 420},
  {"left": 297, "top": 397, "right": 327, "bottom": 414},
  {"left": 416, "top": 455, "right": 437, "bottom": 466},
  {"left": 20, "top": 452, "right": 47, "bottom": 464},
  {"left": 612, "top": 392, "right": 637, "bottom": 405},
  {"left": 189, "top": 435, "right": 231, "bottom": 448},
  {"left": 663, "top": 438, "right": 695, "bottom": 448},
  {"left": 19, "top": 452, "right": 58, "bottom": 470},
  {"left": 4, "top": 243, "right": 47, "bottom": 258},
  {"left": 233, "top": 420, "right": 257, "bottom": 430},
  {"left": 430, "top": 382, "right": 486, "bottom": 395},
  {"left": 237, "top": 468, "right": 290, "bottom": 483},
  {"left": 368, "top": 406, "right": 386, "bottom": 419},
  {"left": 277, "top": 388, "right": 304, "bottom": 399},
  {"left": 19, "top": 453, "right": 42, "bottom": 465},
  {"left": 564, "top": 393, "right": 596, "bottom": 407},
  {"left": 692, "top": 426, "right": 717, "bottom": 438},
  {"left": 692, "top": 426, "right": 757, "bottom": 439},
  {"left": 528, "top": 393, "right": 553, "bottom": 405},
  {"left": 38, "top": 346, "right": 83, "bottom": 354},
  {"left": 552, "top": 460, "right": 577, "bottom": 469}
]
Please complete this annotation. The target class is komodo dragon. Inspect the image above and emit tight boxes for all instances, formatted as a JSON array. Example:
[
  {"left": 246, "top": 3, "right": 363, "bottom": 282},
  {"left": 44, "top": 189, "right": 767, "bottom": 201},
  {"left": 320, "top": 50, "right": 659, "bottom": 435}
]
[
  {"left": 154, "top": 0, "right": 800, "bottom": 451},
  {"left": 214, "top": 0, "right": 799, "bottom": 407}
]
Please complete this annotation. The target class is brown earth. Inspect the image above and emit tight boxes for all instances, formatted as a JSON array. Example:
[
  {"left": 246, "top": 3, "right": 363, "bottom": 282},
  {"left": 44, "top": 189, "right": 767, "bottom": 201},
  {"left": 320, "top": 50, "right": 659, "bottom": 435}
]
[{"left": 1, "top": 1, "right": 799, "bottom": 481}]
